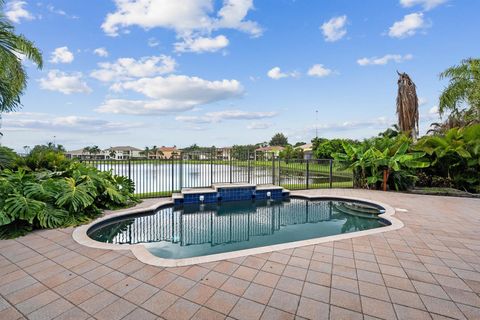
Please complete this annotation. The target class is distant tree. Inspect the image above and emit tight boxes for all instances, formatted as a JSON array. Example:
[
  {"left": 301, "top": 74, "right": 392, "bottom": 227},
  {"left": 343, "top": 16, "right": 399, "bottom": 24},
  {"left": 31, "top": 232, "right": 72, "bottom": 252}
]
[
  {"left": 151, "top": 145, "right": 159, "bottom": 159},
  {"left": 279, "top": 146, "right": 304, "bottom": 163},
  {"left": 269, "top": 133, "right": 289, "bottom": 146},
  {"left": 255, "top": 141, "right": 268, "bottom": 148},
  {"left": 231, "top": 145, "right": 256, "bottom": 160},
  {"left": 293, "top": 142, "right": 306, "bottom": 148},
  {"left": 141, "top": 146, "right": 151, "bottom": 158},
  {"left": 108, "top": 149, "right": 116, "bottom": 159}
]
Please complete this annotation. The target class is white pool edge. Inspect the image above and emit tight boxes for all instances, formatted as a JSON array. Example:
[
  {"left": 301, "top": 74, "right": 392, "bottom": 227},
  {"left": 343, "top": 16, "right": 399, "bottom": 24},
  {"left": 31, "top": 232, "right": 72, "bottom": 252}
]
[{"left": 72, "top": 193, "right": 404, "bottom": 267}]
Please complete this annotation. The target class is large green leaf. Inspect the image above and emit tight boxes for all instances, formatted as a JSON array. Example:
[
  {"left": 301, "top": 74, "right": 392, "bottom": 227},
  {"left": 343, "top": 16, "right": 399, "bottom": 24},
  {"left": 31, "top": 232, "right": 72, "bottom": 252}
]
[
  {"left": 4, "top": 194, "right": 45, "bottom": 223},
  {"left": 55, "top": 177, "right": 95, "bottom": 212}
]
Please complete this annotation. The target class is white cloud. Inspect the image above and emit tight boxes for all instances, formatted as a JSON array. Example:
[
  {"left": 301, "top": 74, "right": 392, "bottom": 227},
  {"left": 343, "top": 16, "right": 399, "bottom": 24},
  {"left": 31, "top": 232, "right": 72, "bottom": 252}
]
[
  {"left": 101, "top": 0, "right": 262, "bottom": 38},
  {"left": 96, "top": 99, "right": 196, "bottom": 115},
  {"left": 111, "top": 75, "right": 243, "bottom": 101},
  {"left": 5, "top": 1, "right": 34, "bottom": 23},
  {"left": 175, "top": 35, "right": 229, "bottom": 53},
  {"left": 93, "top": 47, "right": 109, "bottom": 57},
  {"left": 307, "top": 64, "right": 332, "bottom": 77},
  {"left": 90, "top": 55, "right": 176, "bottom": 82},
  {"left": 267, "top": 67, "right": 299, "bottom": 80},
  {"left": 357, "top": 54, "right": 413, "bottom": 66},
  {"left": 50, "top": 47, "right": 74, "bottom": 64},
  {"left": 247, "top": 121, "right": 272, "bottom": 130},
  {"left": 176, "top": 110, "right": 277, "bottom": 123},
  {"left": 2, "top": 112, "right": 140, "bottom": 133},
  {"left": 388, "top": 13, "right": 426, "bottom": 38},
  {"left": 267, "top": 67, "right": 287, "bottom": 80},
  {"left": 96, "top": 75, "right": 243, "bottom": 115},
  {"left": 39, "top": 70, "right": 92, "bottom": 94},
  {"left": 418, "top": 97, "right": 428, "bottom": 106},
  {"left": 320, "top": 15, "right": 347, "bottom": 42},
  {"left": 399, "top": 0, "right": 447, "bottom": 11}
]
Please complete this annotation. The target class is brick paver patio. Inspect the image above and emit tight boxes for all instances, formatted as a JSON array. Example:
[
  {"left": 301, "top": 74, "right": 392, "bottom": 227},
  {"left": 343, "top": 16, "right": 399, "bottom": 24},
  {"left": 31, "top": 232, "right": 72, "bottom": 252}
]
[{"left": 1, "top": 189, "right": 479, "bottom": 319}]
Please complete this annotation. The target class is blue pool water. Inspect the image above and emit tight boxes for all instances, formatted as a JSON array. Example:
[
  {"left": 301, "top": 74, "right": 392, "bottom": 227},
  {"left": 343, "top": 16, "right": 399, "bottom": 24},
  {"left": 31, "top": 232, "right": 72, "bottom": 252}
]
[{"left": 88, "top": 198, "right": 387, "bottom": 259}]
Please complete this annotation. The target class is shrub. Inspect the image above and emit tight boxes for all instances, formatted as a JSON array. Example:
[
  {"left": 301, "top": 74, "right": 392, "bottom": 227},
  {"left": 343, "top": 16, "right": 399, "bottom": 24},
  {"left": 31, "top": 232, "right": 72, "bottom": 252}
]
[{"left": 0, "top": 161, "right": 138, "bottom": 239}]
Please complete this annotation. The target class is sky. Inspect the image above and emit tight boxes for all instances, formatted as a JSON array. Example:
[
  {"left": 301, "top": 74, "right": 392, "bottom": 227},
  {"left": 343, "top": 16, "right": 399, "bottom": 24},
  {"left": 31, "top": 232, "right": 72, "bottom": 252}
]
[{"left": 1, "top": 0, "right": 479, "bottom": 152}]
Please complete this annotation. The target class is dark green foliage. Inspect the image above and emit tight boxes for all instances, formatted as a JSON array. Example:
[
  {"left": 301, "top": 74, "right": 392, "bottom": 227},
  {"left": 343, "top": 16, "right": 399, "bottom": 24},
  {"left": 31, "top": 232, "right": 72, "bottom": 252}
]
[
  {"left": 313, "top": 139, "right": 358, "bottom": 159},
  {"left": 279, "top": 146, "right": 304, "bottom": 162},
  {"left": 333, "top": 134, "right": 430, "bottom": 191},
  {"left": 415, "top": 124, "right": 480, "bottom": 192},
  {"left": 231, "top": 145, "right": 256, "bottom": 160},
  {"left": 0, "top": 151, "right": 139, "bottom": 238},
  {"left": 269, "top": 133, "right": 289, "bottom": 147}
]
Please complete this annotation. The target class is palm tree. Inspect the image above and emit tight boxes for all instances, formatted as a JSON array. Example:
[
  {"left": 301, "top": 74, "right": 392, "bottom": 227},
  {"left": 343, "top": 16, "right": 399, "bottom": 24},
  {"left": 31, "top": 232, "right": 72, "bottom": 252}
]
[
  {"left": 151, "top": 145, "right": 158, "bottom": 159},
  {"left": 0, "top": 1, "right": 43, "bottom": 113},
  {"left": 108, "top": 148, "right": 116, "bottom": 159},
  {"left": 396, "top": 71, "right": 419, "bottom": 139},
  {"left": 90, "top": 145, "right": 101, "bottom": 159},
  {"left": 439, "top": 58, "right": 480, "bottom": 122},
  {"left": 141, "top": 146, "right": 150, "bottom": 159}
]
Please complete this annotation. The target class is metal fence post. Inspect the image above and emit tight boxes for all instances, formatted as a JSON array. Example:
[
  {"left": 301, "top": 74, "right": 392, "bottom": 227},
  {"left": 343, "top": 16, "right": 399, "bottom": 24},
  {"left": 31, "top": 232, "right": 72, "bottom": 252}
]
[
  {"left": 229, "top": 154, "right": 233, "bottom": 183},
  {"left": 247, "top": 151, "right": 251, "bottom": 184},
  {"left": 329, "top": 159, "right": 333, "bottom": 188},
  {"left": 179, "top": 154, "right": 183, "bottom": 190},
  {"left": 272, "top": 154, "right": 275, "bottom": 185},
  {"left": 306, "top": 160, "right": 310, "bottom": 189},
  {"left": 128, "top": 159, "right": 131, "bottom": 180},
  {"left": 171, "top": 156, "right": 175, "bottom": 193},
  {"left": 210, "top": 150, "right": 214, "bottom": 186}
]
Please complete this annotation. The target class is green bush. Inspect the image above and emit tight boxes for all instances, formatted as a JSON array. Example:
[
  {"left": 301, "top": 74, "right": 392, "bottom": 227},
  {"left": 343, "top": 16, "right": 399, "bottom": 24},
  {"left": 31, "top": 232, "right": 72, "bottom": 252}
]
[{"left": 0, "top": 158, "right": 138, "bottom": 239}]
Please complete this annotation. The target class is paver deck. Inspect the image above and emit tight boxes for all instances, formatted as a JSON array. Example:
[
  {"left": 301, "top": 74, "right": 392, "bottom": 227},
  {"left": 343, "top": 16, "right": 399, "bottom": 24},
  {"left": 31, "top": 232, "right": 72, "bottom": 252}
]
[{"left": 1, "top": 189, "right": 479, "bottom": 319}]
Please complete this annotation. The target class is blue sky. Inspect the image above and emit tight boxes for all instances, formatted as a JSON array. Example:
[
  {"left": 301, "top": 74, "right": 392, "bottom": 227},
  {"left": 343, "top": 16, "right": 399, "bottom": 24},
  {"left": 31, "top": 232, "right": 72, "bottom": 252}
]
[{"left": 2, "top": 0, "right": 479, "bottom": 151}]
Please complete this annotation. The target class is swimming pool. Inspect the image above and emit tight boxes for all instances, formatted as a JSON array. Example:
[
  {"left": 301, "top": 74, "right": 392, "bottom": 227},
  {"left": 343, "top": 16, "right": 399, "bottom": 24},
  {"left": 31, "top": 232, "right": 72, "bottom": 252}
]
[{"left": 88, "top": 198, "right": 389, "bottom": 260}]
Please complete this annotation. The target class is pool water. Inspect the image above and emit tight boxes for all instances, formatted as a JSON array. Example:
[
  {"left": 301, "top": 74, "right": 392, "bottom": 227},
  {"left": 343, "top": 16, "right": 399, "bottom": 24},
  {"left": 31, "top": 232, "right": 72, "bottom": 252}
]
[{"left": 88, "top": 198, "right": 388, "bottom": 259}]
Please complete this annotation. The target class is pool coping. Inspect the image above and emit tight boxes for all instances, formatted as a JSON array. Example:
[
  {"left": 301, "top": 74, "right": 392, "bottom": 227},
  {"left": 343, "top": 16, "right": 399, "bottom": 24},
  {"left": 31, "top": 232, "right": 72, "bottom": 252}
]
[{"left": 72, "top": 193, "right": 404, "bottom": 267}]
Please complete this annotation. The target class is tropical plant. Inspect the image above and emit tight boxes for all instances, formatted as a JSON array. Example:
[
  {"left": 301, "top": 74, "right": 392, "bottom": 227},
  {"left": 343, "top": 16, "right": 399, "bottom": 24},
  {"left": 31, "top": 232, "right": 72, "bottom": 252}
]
[
  {"left": 0, "top": 0, "right": 43, "bottom": 113},
  {"left": 396, "top": 72, "right": 419, "bottom": 138},
  {"left": 439, "top": 58, "right": 480, "bottom": 120},
  {"left": 0, "top": 160, "right": 139, "bottom": 238},
  {"left": 415, "top": 124, "right": 480, "bottom": 192},
  {"left": 334, "top": 135, "right": 429, "bottom": 191},
  {"left": 279, "top": 145, "right": 303, "bottom": 162}
]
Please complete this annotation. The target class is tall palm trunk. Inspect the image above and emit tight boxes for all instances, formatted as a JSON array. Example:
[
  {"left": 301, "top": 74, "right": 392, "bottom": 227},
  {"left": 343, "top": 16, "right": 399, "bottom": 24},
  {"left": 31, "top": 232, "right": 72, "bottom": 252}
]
[{"left": 396, "top": 72, "right": 419, "bottom": 139}]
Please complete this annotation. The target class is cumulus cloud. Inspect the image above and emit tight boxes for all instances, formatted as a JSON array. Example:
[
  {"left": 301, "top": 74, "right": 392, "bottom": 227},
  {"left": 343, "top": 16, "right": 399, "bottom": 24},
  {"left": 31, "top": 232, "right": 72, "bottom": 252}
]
[
  {"left": 307, "top": 64, "right": 332, "bottom": 77},
  {"left": 388, "top": 13, "right": 426, "bottom": 38},
  {"left": 357, "top": 54, "right": 413, "bottom": 66},
  {"left": 174, "top": 35, "right": 229, "bottom": 53},
  {"left": 176, "top": 110, "right": 277, "bottom": 123},
  {"left": 320, "top": 15, "right": 347, "bottom": 42},
  {"left": 2, "top": 112, "right": 140, "bottom": 133},
  {"left": 399, "top": 0, "right": 447, "bottom": 10},
  {"left": 39, "top": 70, "right": 92, "bottom": 94},
  {"left": 46, "top": 4, "right": 79, "bottom": 19},
  {"left": 5, "top": 0, "right": 34, "bottom": 23},
  {"left": 111, "top": 75, "right": 243, "bottom": 100},
  {"left": 90, "top": 55, "right": 176, "bottom": 82},
  {"left": 267, "top": 67, "right": 298, "bottom": 80},
  {"left": 96, "top": 75, "right": 243, "bottom": 115},
  {"left": 93, "top": 47, "right": 109, "bottom": 57},
  {"left": 101, "top": 0, "right": 262, "bottom": 38},
  {"left": 50, "top": 47, "right": 74, "bottom": 64}
]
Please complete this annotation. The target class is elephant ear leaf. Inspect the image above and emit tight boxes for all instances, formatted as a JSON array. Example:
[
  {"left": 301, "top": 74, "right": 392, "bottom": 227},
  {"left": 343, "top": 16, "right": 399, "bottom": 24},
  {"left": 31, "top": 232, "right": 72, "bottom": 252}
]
[{"left": 4, "top": 195, "right": 46, "bottom": 224}]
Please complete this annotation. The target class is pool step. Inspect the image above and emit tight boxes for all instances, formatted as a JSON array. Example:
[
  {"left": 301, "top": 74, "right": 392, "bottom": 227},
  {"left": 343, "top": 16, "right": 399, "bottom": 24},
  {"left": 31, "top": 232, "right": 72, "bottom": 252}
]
[
  {"left": 334, "top": 203, "right": 380, "bottom": 219},
  {"left": 173, "top": 184, "right": 290, "bottom": 205}
]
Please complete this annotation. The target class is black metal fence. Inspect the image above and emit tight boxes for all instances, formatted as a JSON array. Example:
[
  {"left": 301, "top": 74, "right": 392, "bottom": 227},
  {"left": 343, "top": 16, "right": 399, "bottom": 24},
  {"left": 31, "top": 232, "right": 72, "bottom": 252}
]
[{"left": 82, "top": 150, "right": 353, "bottom": 198}]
